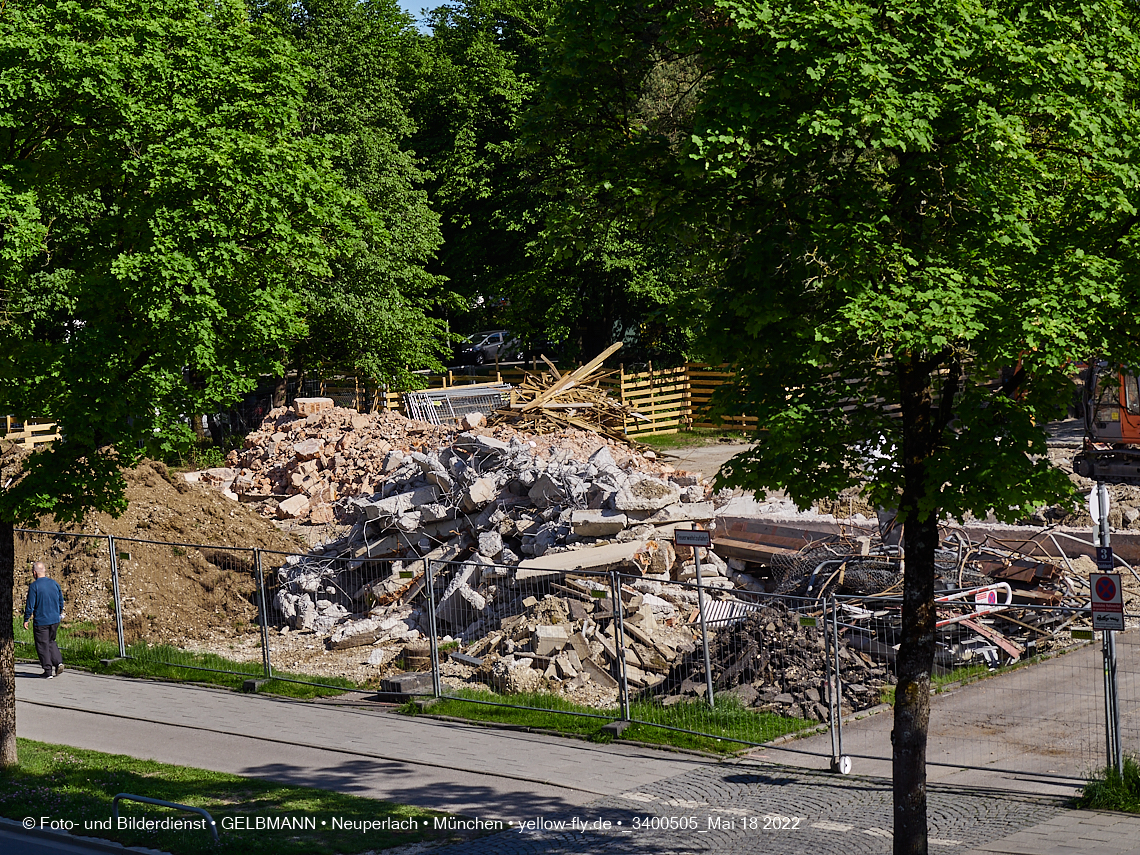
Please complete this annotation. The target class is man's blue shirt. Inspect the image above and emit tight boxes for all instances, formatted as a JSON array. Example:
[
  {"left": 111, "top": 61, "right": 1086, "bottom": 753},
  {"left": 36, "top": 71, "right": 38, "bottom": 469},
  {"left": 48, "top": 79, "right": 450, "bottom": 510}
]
[{"left": 24, "top": 577, "right": 64, "bottom": 626}]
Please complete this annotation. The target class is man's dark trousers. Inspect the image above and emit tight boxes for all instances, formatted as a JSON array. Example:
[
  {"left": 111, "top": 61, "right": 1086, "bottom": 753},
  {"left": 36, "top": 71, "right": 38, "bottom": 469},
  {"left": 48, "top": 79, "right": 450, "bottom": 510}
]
[{"left": 33, "top": 623, "right": 62, "bottom": 674}]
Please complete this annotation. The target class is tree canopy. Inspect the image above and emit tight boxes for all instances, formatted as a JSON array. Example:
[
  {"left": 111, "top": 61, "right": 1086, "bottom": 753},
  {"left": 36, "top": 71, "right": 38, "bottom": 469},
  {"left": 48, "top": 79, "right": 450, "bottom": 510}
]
[
  {"left": 254, "top": 0, "right": 456, "bottom": 385},
  {"left": 0, "top": 0, "right": 374, "bottom": 765},
  {"left": 407, "top": 0, "right": 703, "bottom": 362},
  {"left": 537, "top": 0, "right": 1140, "bottom": 849}
]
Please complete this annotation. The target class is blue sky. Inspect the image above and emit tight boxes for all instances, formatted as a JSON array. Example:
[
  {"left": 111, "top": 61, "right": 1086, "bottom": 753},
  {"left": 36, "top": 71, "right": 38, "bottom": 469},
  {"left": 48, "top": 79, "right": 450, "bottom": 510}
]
[{"left": 397, "top": 0, "right": 432, "bottom": 28}]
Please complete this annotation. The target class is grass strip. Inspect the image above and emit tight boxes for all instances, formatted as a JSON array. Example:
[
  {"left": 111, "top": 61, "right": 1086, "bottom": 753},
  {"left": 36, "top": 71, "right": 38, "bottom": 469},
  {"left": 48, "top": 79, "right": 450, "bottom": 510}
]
[
  {"left": 15, "top": 619, "right": 361, "bottom": 699},
  {"left": 402, "top": 688, "right": 812, "bottom": 754},
  {"left": 636, "top": 429, "right": 748, "bottom": 449},
  {"left": 0, "top": 739, "right": 470, "bottom": 855},
  {"left": 1079, "top": 756, "right": 1140, "bottom": 812}
]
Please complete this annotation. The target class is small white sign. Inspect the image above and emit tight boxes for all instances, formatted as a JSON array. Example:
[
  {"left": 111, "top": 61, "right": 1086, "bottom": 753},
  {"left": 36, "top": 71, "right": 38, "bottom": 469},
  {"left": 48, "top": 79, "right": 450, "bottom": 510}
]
[
  {"left": 1090, "top": 488, "right": 1110, "bottom": 522},
  {"left": 674, "top": 529, "right": 712, "bottom": 548},
  {"left": 1091, "top": 572, "right": 1125, "bottom": 631}
]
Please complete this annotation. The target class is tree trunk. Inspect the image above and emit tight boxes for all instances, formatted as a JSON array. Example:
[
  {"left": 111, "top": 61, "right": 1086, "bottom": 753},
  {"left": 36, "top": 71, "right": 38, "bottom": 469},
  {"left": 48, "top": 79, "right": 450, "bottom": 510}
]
[
  {"left": 272, "top": 375, "right": 288, "bottom": 408},
  {"left": 893, "top": 356, "right": 939, "bottom": 855},
  {"left": 0, "top": 518, "right": 17, "bottom": 767},
  {"left": 894, "top": 512, "right": 937, "bottom": 854}
]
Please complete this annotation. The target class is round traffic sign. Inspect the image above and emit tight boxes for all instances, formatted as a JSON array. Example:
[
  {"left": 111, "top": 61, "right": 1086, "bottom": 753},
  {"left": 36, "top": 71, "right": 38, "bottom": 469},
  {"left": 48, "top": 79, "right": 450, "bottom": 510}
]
[{"left": 1096, "top": 576, "right": 1118, "bottom": 602}]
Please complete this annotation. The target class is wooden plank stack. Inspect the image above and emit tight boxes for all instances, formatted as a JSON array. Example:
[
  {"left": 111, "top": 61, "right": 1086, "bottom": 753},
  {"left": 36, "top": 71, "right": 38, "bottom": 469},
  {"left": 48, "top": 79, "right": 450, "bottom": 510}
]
[{"left": 490, "top": 343, "right": 646, "bottom": 446}]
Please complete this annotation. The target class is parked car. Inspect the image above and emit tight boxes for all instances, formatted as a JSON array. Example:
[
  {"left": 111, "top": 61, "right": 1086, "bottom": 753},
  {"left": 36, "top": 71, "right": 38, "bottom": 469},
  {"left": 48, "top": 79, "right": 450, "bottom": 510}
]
[{"left": 452, "top": 330, "right": 516, "bottom": 365}]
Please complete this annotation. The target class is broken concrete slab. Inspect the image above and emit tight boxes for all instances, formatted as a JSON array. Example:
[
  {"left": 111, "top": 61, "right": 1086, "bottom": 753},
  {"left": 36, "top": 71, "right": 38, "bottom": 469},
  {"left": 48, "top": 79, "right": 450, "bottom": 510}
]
[
  {"left": 534, "top": 624, "right": 571, "bottom": 656},
  {"left": 462, "top": 477, "right": 498, "bottom": 512},
  {"left": 478, "top": 530, "right": 504, "bottom": 558},
  {"left": 579, "top": 657, "right": 619, "bottom": 688},
  {"left": 292, "top": 438, "right": 325, "bottom": 460},
  {"left": 460, "top": 412, "right": 486, "bottom": 430},
  {"left": 437, "top": 568, "right": 488, "bottom": 627},
  {"left": 571, "top": 509, "right": 628, "bottom": 536},
  {"left": 528, "top": 473, "right": 564, "bottom": 508},
  {"left": 515, "top": 539, "right": 647, "bottom": 579},
  {"left": 612, "top": 476, "right": 681, "bottom": 512},
  {"left": 379, "top": 672, "right": 434, "bottom": 695},
  {"left": 629, "top": 502, "right": 715, "bottom": 524},
  {"left": 276, "top": 493, "right": 310, "bottom": 519}
]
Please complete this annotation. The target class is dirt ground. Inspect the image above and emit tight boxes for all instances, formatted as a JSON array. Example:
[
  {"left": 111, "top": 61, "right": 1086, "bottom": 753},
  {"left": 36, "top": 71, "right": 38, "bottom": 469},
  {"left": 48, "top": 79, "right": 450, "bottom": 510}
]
[{"left": 15, "top": 459, "right": 305, "bottom": 646}]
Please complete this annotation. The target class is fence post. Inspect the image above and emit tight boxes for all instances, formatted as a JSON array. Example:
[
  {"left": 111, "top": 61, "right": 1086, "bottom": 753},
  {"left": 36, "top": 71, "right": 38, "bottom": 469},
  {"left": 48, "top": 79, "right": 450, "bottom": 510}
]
[
  {"left": 693, "top": 546, "right": 715, "bottom": 708},
  {"left": 1110, "top": 630, "right": 1123, "bottom": 773},
  {"left": 425, "top": 560, "right": 441, "bottom": 698},
  {"left": 828, "top": 597, "right": 850, "bottom": 774},
  {"left": 108, "top": 535, "right": 126, "bottom": 658},
  {"left": 824, "top": 595, "right": 839, "bottom": 763},
  {"left": 254, "top": 548, "right": 272, "bottom": 679},
  {"left": 610, "top": 570, "right": 631, "bottom": 721}
]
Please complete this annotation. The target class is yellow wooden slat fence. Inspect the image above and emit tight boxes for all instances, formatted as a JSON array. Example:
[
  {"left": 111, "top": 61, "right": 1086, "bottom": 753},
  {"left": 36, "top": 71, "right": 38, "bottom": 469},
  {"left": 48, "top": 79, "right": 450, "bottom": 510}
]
[
  {"left": 3, "top": 417, "right": 61, "bottom": 449},
  {"left": 309, "top": 361, "right": 752, "bottom": 437}
]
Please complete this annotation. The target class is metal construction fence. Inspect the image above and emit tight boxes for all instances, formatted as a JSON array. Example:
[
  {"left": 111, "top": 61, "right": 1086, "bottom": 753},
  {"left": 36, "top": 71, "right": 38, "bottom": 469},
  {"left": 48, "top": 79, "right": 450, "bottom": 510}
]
[{"left": 11, "top": 527, "right": 1134, "bottom": 785}]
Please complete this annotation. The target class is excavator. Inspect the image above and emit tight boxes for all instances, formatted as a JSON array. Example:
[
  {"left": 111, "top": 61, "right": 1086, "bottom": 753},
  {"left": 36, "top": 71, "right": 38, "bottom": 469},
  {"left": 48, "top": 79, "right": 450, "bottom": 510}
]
[{"left": 1073, "top": 363, "right": 1140, "bottom": 485}]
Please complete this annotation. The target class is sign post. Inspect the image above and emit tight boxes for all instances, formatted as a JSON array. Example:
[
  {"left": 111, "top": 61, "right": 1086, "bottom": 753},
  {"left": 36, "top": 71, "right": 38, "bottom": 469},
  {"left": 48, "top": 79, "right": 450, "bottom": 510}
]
[
  {"left": 1092, "top": 478, "right": 1123, "bottom": 774},
  {"left": 676, "top": 526, "right": 715, "bottom": 708}
]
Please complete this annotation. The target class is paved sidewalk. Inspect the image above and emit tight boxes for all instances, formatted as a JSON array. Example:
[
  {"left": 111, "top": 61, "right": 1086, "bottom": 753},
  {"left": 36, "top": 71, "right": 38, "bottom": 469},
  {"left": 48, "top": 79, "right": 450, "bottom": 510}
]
[
  {"left": 13, "top": 663, "right": 702, "bottom": 815},
  {"left": 12, "top": 662, "right": 1140, "bottom": 854}
]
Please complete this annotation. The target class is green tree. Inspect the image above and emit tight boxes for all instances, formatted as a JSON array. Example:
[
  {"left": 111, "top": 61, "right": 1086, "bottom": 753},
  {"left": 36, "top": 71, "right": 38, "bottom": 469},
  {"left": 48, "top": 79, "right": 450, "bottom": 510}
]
[
  {"left": 0, "top": 0, "right": 364, "bottom": 766},
  {"left": 409, "top": 0, "right": 701, "bottom": 363},
  {"left": 254, "top": 0, "right": 456, "bottom": 386},
  {"left": 538, "top": 0, "right": 1140, "bottom": 850}
]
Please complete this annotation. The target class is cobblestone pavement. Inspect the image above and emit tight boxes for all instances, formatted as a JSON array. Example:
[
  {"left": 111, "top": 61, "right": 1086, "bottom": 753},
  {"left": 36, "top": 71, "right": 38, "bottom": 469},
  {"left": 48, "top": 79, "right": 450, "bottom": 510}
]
[{"left": 431, "top": 761, "right": 1067, "bottom": 854}]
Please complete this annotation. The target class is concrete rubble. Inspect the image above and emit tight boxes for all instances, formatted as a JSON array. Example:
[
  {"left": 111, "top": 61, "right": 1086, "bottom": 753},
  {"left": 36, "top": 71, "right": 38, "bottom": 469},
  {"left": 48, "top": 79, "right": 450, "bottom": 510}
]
[
  {"left": 186, "top": 396, "right": 1121, "bottom": 726},
  {"left": 199, "top": 399, "right": 786, "bottom": 705}
]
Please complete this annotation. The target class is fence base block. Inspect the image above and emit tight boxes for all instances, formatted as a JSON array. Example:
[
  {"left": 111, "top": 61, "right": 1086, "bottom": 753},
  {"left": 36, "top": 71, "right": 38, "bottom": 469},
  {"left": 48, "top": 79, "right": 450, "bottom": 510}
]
[
  {"left": 99, "top": 658, "right": 125, "bottom": 666},
  {"left": 242, "top": 679, "right": 269, "bottom": 693},
  {"left": 414, "top": 697, "right": 443, "bottom": 712},
  {"left": 601, "top": 720, "right": 633, "bottom": 737}
]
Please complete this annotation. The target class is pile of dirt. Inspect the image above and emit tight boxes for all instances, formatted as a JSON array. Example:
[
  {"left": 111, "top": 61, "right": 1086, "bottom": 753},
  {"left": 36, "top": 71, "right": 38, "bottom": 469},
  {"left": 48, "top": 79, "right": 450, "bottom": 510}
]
[{"left": 14, "top": 459, "right": 304, "bottom": 644}]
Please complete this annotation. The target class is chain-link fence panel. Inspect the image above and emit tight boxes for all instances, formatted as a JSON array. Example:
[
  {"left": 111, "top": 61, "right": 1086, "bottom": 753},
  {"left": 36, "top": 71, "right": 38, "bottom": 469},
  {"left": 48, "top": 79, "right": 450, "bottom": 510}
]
[
  {"left": 13, "top": 529, "right": 119, "bottom": 669},
  {"left": 1108, "top": 623, "right": 1140, "bottom": 767},
  {"left": 832, "top": 593, "right": 1104, "bottom": 780},
  {"left": 615, "top": 573, "right": 839, "bottom": 753},
  {"left": 107, "top": 537, "right": 264, "bottom": 681},
  {"left": 425, "top": 560, "right": 623, "bottom": 723},
  {"left": 260, "top": 546, "right": 418, "bottom": 691}
]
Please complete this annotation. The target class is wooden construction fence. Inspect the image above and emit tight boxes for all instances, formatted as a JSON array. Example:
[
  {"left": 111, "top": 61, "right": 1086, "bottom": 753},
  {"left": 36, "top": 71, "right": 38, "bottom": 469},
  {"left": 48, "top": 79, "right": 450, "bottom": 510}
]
[
  {"left": 3, "top": 417, "right": 61, "bottom": 449},
  {"left": 343, "top": 362, "right": 752, "bottom": 438}
]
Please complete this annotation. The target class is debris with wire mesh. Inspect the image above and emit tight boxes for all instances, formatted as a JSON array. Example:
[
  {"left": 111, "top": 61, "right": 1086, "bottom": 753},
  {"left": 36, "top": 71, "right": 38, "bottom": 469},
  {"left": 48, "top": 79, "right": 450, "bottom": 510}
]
[
  {"left": 642, "top": 594, "right": 889, "bottom": 721},
  {"left": 717, "top": 517, "right": 1104, "bottom": 676},
  {"left": 403, "top": 384, "right": 513, "bottom": 427}
]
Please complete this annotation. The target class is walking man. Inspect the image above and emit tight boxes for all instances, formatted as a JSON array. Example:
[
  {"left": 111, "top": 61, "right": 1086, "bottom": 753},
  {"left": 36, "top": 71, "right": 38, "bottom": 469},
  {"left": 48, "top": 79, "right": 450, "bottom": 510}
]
[{"left": 23, "top": 561, "right": 65, "bottom": 678}]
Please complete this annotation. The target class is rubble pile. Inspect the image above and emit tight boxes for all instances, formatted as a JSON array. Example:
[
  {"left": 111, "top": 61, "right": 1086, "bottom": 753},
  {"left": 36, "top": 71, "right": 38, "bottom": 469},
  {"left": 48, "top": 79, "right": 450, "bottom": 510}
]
[
  {"left": 203, "top": 399, "right": 671, "bottom": 526},
  {"left": 651, "top": 605, "right": 892, "bottom": 720},
  {"left": 438, "top": 583, "right": 701, "bottom": 705},
  {"left": 203, "top": 398, "right": 747, "bottom": 690},
  {"left": 187, "top": 396, "right": 1121, "bottom": 725}
]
